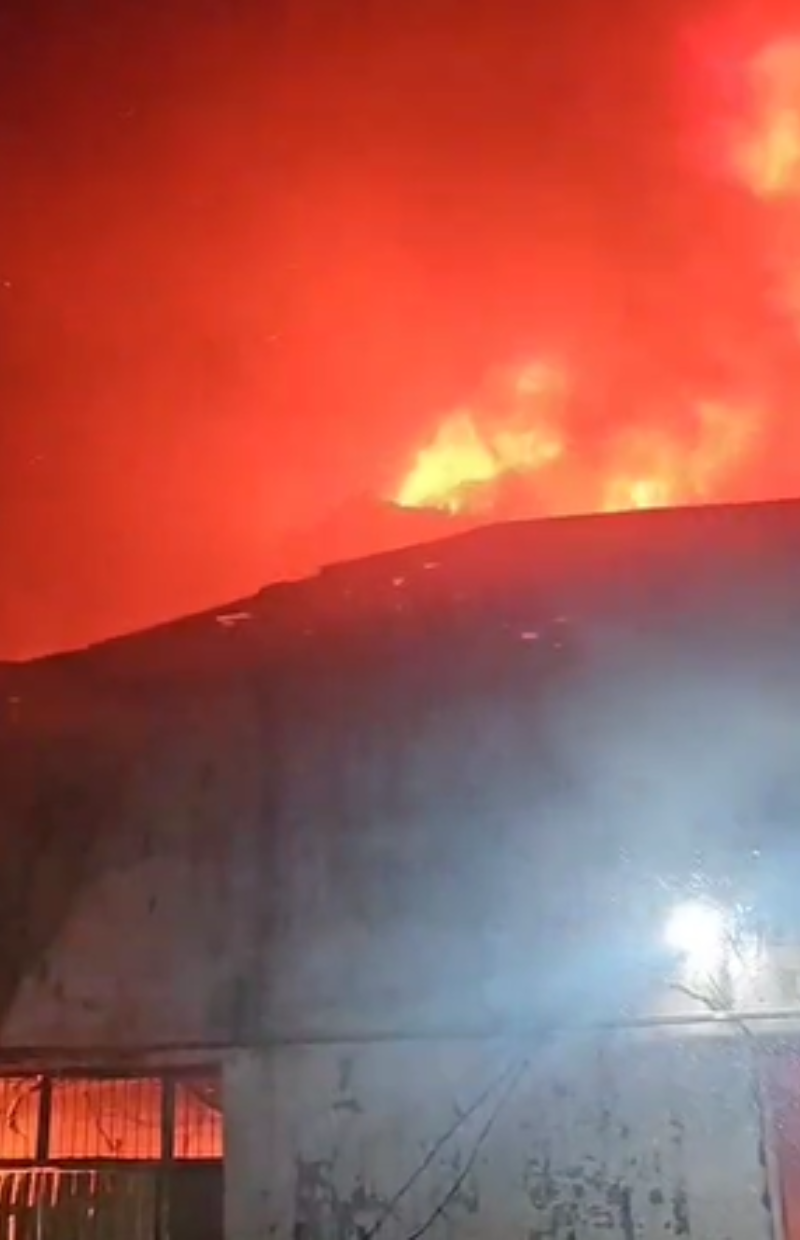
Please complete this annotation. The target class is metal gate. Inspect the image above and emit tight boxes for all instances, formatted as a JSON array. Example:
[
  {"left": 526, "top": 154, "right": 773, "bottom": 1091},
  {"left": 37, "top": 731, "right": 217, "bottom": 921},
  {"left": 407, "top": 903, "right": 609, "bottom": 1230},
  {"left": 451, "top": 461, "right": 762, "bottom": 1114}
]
[{"left": 0, "top": 1070, "right": 223, "bottom": 1240}]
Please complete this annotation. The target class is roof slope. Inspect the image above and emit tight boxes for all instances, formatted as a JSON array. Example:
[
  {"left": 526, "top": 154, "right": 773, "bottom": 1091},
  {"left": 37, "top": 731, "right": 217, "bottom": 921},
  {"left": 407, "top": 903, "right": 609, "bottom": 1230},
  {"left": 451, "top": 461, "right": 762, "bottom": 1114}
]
[{"left": 4, "top": 494, "right": 800, "bottom": 696}]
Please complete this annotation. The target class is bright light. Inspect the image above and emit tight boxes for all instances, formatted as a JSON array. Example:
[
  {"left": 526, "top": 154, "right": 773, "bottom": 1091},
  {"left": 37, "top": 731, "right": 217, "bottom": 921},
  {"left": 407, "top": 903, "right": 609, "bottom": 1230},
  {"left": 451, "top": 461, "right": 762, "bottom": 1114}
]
[{"left": 664, "top": 900, "right": 728, "bottom": 973}]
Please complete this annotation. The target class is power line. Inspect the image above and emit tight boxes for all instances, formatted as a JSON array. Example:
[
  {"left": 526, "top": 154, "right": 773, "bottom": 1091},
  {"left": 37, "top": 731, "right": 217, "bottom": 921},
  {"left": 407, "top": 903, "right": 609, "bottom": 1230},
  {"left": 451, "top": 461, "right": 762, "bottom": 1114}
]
[
  {"left": 361, "top": 1055, "right": 523, "bottom": 1240},
  {"left": 403, "top": 1057, "right": 530, "bottom": 1240}
]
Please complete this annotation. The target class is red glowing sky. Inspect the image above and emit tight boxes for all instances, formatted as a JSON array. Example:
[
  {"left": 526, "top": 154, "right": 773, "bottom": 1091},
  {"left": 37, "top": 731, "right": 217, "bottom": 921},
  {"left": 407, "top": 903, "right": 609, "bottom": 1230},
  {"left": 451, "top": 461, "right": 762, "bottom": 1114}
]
[{"left": 3, "top": 0, "right": 800, "bottom": 660}]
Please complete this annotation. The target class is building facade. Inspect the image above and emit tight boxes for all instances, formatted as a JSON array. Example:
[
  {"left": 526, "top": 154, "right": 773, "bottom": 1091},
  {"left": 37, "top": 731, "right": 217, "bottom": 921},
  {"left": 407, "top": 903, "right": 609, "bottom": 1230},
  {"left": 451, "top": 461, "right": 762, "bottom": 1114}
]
[{"left": 3, "top": 498, "right": 800, "bottom": 1238}]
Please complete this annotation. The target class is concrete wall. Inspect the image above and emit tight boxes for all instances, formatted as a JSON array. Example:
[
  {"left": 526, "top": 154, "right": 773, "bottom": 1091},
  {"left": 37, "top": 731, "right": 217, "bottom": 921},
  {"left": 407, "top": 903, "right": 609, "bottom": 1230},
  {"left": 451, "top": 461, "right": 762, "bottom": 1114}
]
[
  {"left": 5, "top": 615, "right": 800, "bottom": 1049},
  {"left": 223, "top": 1032, "right": 779, "bottom": 1240},
  {"left": 2, "top": 683, "right": 270, "bottom": 1048},
  {"left": 5, "top": 499, "right": 800, "bottom": 1050}
]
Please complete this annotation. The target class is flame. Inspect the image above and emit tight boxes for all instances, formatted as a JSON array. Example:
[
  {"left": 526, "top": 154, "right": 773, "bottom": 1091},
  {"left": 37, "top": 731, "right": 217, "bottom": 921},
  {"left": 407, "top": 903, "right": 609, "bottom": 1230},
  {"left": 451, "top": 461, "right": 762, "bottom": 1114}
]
[
  {"left": 395, "top": 363, "right": 567, "bottom": 514},
  {"left": 394, "top": 364, "right": 760, "bottom": 520},
  {"left": 720, "top": 35, "right": 800, "bottom": 332},
  {"left": 390, "top": 25, "right": 796, "bottom": 528},
  {"left": 733, "top": 40, "right": 800, "bottom": 199},
  {"left": 601, "top": 401, "right": 758, "bottom": 514}
]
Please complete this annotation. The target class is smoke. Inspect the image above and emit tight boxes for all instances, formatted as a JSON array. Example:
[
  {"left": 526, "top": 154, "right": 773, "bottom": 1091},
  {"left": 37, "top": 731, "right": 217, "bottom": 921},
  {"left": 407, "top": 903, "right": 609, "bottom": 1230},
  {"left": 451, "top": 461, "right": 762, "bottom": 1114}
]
[{"left": 5, "top": 0, "right": 800, "bottom": 657}]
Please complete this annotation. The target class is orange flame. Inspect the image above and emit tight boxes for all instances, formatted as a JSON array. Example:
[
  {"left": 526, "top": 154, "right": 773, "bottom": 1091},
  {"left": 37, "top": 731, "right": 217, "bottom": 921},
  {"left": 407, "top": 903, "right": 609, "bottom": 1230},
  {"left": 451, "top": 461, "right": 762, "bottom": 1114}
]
[
  {"left": 733, "top": 39, "right": 800, "bottom": 199},
  {"left": 394, "top": 364, "right": 759, "bottom": 520},
  {"left": 600, "top": 400, "right": 758, "bottom": 514},
  {"left": 394, "top": 362, "right": 567, "bottom": 514},
  {"left": 391, "top": 27, "right": 797, "bottom": 527},
  {"left": 720, "top": 35, "right": 800, "bottom": 333},
  {"left": 393, "top": 412, "right": 563, "bottom": 514}
]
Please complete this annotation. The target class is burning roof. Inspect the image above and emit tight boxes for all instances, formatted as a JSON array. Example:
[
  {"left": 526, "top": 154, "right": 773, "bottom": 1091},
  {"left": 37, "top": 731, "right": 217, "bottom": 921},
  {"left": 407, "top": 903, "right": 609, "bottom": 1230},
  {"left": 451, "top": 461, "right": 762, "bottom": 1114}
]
[
  {"left": 2, "top": 495, "right": 800, "bottom": 701},
  {"left": 390, "top": 361, "right": 760, "bottom": 519}
]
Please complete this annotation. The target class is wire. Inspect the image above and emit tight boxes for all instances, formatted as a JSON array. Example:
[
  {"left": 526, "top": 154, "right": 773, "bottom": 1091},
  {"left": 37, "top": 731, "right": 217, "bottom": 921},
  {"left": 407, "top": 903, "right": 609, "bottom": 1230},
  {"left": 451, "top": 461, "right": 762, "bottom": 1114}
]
[
  {"left": 403, "top": 1057, "right": 530, "bottom": 1240},
  {"left": 361, "top": 1055, "right": 523, "bottom": 1240}
]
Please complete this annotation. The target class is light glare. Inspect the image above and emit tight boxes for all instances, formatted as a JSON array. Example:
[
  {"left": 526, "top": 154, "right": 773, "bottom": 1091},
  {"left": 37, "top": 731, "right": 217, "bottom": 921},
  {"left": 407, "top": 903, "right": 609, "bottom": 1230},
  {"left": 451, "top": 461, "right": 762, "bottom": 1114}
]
[{"left": 664, "top": 900, "right": 728, "bottom": 972}]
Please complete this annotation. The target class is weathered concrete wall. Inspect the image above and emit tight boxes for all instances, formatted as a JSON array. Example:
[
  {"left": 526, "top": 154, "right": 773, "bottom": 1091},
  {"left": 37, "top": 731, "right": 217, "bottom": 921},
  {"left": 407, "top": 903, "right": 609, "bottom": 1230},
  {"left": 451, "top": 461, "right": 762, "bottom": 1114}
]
[
  {"left": 2, "top": 682, "right": 271, "bottom": 1048},
  {"left": 3, "top": 645, "right": 782, "bottom": 1050},
  {"left": 5, "top": 500, "right": 800, "bottom": 1049},
  {"left": 223, "top": 1032, "right": 778, "bottom": 1240}
]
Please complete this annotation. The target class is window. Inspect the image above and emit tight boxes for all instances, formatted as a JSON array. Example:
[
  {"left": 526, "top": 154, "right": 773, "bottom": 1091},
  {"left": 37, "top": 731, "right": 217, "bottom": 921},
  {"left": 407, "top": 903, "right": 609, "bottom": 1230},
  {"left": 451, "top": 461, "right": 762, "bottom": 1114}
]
[
  {"left": 0, "top": 1070, "right": 223, "bottom": 1164},
  {"left": 49, "top": 1077, "right": 163, "bottom": 1160},
  {"left": 174, "top": 1079, "right": 223, "bottom": 1160},
  {"left": 0, "top": 1077, "right": 39, "bottom": 1161},
  {"left": 0, "top": 1070, "right": 223, "bottom": 1240}
]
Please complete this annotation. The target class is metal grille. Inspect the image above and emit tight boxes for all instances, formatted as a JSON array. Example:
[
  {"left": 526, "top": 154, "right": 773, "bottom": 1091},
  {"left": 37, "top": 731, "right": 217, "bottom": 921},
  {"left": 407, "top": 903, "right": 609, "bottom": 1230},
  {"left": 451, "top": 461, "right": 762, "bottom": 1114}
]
[
  {"left": 0, "top": 1080, "right": 40, "bottom": 1161},
  {"left": 0, "top": 1071, "right": 222, "bottom": 1165},
  {"left": 0, "top": 1072, "right": 223, "bottom": 1240},
  {"left": 49, "top": 1079, "right": 163, "bottom": 1162},
  {"left": 173, "top": 1080, "right": 222, "bottom": 1160},
  {"left": 0, "top": 1168, "right": 159, "bottom": 1240}
]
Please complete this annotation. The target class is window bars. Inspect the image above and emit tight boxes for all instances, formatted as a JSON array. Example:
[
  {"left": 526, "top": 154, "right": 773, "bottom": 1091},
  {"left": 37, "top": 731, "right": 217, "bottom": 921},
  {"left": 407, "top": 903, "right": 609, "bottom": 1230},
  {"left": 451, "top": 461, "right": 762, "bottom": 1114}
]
[{"left": 0, "top": 1072, "right": 223, "bottom": 1165}]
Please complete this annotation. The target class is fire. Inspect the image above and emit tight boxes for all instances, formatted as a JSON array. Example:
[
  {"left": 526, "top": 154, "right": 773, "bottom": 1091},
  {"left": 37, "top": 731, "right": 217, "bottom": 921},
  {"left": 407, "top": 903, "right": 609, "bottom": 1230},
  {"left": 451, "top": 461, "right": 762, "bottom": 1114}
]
[
  {"left": 394, "top": 364, "right": 759, "bottom": 520},
  {"left": 390, "top": 25, "right": 794, "bottom": 528},
  {"left": 395, "top": 411, "right": 564, "bottom": 514},
  {"left": 720, "top": 35, "right": 800, "bottom": 330},
  {"left": 600, "top": 401, "right": 758, "bottom": 514},
  {"left": 733, "top": 39, "right": 800, "bottom": 199},
  {"left": 394, "top": 363, "right": 567, "bottom": 514}
]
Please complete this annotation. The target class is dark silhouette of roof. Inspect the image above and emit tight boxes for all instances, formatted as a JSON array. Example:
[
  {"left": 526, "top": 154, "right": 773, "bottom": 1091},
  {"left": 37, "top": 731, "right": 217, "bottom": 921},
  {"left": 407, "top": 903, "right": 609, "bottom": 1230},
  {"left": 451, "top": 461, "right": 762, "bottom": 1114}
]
[{"left": 4, "top": 494, "right": 800, "bottom": 699}]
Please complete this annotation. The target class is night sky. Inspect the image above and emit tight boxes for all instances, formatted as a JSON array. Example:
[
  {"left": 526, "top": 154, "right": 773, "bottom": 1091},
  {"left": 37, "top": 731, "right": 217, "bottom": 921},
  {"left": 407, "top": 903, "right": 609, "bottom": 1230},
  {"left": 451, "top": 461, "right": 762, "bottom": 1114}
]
[{"left": 2, "top": 0, "right": 796, "bottom": 660}]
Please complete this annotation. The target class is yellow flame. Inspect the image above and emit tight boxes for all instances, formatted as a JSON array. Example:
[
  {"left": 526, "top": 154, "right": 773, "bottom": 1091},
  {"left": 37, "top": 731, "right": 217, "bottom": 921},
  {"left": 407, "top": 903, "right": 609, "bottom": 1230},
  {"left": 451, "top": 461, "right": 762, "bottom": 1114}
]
[
  {"left": 601, "top": 401, "right": 758, "bottom": 514},
  {"left": 395, "top": 361, "right": 759, "bottom": 520},
  {"left": 394, "top": 362, "right": 567, "bottom": 513},
  {"left": 734, "top": 40, "right": 800, "bottom": 199}
]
